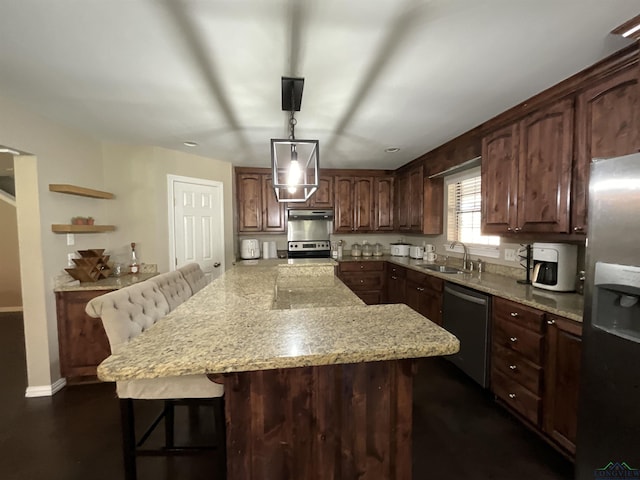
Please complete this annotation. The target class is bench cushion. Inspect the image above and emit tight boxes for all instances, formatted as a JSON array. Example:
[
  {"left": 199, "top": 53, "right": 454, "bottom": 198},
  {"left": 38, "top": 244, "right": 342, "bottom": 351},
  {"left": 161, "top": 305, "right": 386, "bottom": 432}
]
[
  {"left": 178, "top": 263, "right": 209, "bottom": 294},
  {"left": 149, "top": 271, "right": 193, "bottom": 311}
]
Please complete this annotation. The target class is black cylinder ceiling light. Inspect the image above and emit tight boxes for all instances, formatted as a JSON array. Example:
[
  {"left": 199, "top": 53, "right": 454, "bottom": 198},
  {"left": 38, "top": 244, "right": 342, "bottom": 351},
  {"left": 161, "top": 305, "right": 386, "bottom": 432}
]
[{"left": 271, "top": 76, "right": 319, "bottom": 202}]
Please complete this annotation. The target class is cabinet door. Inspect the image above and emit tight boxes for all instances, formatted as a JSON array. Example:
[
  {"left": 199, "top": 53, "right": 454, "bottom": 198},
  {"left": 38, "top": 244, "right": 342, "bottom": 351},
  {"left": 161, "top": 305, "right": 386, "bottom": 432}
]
[
  {"left": 309, "top": 175, "right": 334, "bottom": 208},
  {"left": 385, "top": 265, "right": 406, "bottom": 304},
  {"left": 237, "top": 174, "right": 263, "bottom": 232},
  {"left": 517, "top": 98, "right": 574, "bottom": 233},
  {"left": 395, "top": 172, "right": 410, "bottom": 231},
  {"left": 409, "top": 165, "right": 424, "bottom": 231},
  {"left": 423, "top": 177, "right": 443, "bottom": 235},
  {"left": 374, "top": 176, "right": 394, "bottom": 231},
  {"left": 261, "top": 176, "right": 286, "bottom": 232},
  {"left": 543, "top": 316, "right": 582, "bottom": 455},
  {"left": 481, "top": 124, "right": 519, "bottom": 234},
  {"left": 56, "top": 290, "right": 112, "bottom": 379},
  {"left": 418, "top": 287, "right": 443, "bottom": 326},
  {"left": 354, "top": 177, "right": 374, "bottom": 232},
  {"left": 404, "top": 279, "right": 422, "bottom": 313},
  {"left": 573, "top": 65, "right": 640, "bottom": 234},
  {"left": 334, "top": 176, "right": 354, "bottom": 232}
]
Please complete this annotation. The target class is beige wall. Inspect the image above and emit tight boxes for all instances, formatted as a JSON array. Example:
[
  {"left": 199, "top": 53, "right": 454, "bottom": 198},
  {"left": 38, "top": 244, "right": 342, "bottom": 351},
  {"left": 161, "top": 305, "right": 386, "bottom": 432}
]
[
  {"left": 0, "top": 198, "right": 22, "bottom": 308},
  {"left": 102, "top": 144, "right": 235, "bottom": 272}
]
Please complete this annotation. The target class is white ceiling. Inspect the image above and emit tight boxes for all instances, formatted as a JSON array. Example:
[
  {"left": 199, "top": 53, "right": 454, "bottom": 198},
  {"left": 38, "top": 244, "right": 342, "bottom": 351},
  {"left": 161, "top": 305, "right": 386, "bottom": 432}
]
[{"left": 0, "top": 1, "right": 637, "bottom": 169}]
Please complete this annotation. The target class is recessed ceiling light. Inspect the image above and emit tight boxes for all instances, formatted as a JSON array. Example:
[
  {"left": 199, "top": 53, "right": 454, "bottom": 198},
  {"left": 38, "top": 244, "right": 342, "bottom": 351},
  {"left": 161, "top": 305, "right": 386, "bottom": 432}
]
[
  {"left": 384, "top": 147, "right": 400, "bottom": 153},
  {"left": 183, "top": 141, "right": 198, "bottom": 147}
]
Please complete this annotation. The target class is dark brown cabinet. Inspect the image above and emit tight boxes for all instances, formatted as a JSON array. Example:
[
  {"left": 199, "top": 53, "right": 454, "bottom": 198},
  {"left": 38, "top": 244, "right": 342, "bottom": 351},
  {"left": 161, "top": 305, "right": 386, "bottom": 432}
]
[
  {"left": 309, "top": 175, "right": 334, "bottom": 208},
  {"left": 404, "top": 269, "right": 443, "bottom": 325},
  {"left": 337, "top": 261, "right": 385, "bottom": 305},
  {"left": 482, "top": 98, "right": 574, "bottom": 235},
  {"left": 573, "top": 65, "right": 640, "bottom": 234},
  {"left": 334, "top": 176, "right": 375, "bottom": 233},
  {"left": 56, "top": 290, "right": 113, "bottom": 381},
  {"left": 236, "top": 171, "right": 285, "bottom": 233},
  {"left": 374, "top": 176, "right": 394, "bottom": 231},
  {"left": 385, "top": 264, "right": 406, "bottom": 304},
  {"left": 395, "top": 164, "right": 423, "bottom": 233},
  {"left": 543, "top": 315, "right": 582, "bottom": 455}
]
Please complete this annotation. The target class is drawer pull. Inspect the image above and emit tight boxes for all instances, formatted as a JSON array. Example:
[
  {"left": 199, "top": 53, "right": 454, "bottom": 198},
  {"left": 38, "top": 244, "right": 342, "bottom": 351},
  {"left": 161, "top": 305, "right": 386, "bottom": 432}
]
[
  {"left": 509, "top": 337, "right": 518, "bottom": 343},
  {"left": 360, "top": 265, "right": 364, "bottom": 269},
  {"left": 508, "top": 393, "right": 516, "bottom": 399},
  {"left": 391, "top": 276, "right": 398, "bottom": 280},
  {"left": 509, "top": 364, "right": 517, "bottom": 370},
  {"left": 547, "top": 319, "right": 555, "bottom": 325},
  {"left": 417, "top": 287, "right": 425, "bottom": 292},
  {"left": 510, "top": 312, "right": 519, "bottom": 317},
  {"left": 360, "top": 279, "right": 364, "bottom": 283}
]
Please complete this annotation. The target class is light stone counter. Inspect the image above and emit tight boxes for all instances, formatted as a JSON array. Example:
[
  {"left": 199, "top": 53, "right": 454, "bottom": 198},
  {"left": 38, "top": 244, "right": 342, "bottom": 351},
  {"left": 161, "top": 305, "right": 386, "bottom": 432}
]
[
  {"left": 97, "top": 259, "right": 459, "bottom": 381},
  {"left": 338, "top": 255, "right": 584, "bottom": 322},
  {"left": 54, "top": 272, "right": 159, "bottom": 292}
]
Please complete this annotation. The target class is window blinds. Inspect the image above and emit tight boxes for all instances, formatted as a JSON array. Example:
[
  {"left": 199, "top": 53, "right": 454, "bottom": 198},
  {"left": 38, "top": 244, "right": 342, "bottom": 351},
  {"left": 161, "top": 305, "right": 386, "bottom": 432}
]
[{"left": 447, "top": 173, "right": 499, "bottom": 246}]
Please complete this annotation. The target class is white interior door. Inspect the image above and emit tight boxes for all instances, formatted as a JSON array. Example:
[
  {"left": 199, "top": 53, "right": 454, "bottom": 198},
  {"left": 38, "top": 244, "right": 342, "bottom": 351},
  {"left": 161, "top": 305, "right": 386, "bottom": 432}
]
[{"left": 169, "top": 176, "right": 224, "bottom": 282}]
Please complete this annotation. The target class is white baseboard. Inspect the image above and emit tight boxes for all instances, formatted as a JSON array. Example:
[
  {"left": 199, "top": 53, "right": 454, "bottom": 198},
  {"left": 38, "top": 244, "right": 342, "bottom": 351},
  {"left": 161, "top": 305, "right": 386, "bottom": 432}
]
[
  {"left": 25, "top": 377, "right": 67, "bottom": 397},
  {"left": 0, "top": 306, "right": 23, "bottom": 313}
]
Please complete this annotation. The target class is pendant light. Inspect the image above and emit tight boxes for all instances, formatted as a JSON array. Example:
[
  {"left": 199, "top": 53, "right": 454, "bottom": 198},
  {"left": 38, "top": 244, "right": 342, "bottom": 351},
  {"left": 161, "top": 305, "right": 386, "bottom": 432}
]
[{"left": 271, "top": 77, "right": 319, "bottom": 202}]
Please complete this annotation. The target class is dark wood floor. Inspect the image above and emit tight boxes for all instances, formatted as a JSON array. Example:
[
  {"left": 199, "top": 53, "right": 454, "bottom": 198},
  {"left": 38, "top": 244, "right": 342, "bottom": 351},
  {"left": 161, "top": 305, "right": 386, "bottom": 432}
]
[{"left": 1, "top": 312, "right": 573, "bottom": 479}]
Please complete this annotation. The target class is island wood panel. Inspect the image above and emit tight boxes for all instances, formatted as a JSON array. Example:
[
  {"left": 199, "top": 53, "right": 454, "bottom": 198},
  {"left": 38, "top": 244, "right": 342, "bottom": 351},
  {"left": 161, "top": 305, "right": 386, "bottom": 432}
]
[{"left": 225, "top": 359, "right": 414, "bottom": 480}]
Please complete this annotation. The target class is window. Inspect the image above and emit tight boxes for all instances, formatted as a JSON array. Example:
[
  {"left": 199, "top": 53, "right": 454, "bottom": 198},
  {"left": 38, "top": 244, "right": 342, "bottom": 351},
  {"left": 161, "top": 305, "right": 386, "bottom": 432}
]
[{"left": 446, "top": 167, "right": 499, "bottom": 250}]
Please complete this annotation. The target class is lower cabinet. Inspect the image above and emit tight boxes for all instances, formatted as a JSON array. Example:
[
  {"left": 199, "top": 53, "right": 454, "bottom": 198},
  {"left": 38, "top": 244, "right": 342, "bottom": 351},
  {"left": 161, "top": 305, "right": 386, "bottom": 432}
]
[
  {"left": 385, "top": 263, "right": 407, "bottom": 304},
  {"left": 337, "top": 261, "right": 385, "bottom": 305},
  {"left": 490, "top": 297, "right": 582, "bottom": 457},
  {"left": 404, "top": 269, "right": 443, "bottom": 325},
  {"left": 56, "top": 290, "right": 113, "bottom": 382},
  {"left": 542, "top": 314, "right": 582, "bottom": 455}
]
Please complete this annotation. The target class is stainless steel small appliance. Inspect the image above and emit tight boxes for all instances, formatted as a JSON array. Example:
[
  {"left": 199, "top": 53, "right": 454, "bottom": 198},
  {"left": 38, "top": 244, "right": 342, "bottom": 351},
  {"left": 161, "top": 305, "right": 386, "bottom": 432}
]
[
  {"left": 287, "top": 209, "right": 333, "bottom": 258},
  {"left": 531, "top": 242, "right": 577, "bottom": 292}
]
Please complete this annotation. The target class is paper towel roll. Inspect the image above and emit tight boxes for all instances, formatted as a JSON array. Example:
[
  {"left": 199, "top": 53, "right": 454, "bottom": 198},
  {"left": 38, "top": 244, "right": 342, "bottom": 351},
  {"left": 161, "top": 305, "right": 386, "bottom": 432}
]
[{"left": 263, "top": 241, "right": 270, "bottom": 259}]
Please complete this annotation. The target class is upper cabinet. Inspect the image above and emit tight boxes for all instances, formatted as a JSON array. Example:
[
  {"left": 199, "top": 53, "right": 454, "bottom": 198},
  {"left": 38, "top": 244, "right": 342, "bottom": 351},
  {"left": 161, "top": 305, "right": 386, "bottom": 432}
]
[
  {"left": 395, "top": 163, "right": 423, "bottom": 233},
  {"left": 573, "top": 64, "right": 640, "bottom": 234},
  {"left": 482, "top": 98, "right": 574, "bottom": 235},
  {"left": 236, "top": 171, "right": 285, "bottom": 233},
  {"left": 334, "top": 176, "right": 375, "bottom": 233},
  {"left": 374, "top": 176, "right": 394, "bottom": 231}
]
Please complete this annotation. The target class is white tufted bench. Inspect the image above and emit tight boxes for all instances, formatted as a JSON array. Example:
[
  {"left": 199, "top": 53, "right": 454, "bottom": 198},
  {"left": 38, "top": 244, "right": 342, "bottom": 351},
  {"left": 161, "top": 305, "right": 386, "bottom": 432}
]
[
  {"left": 178, "top": 263, "right": 209, "bottom": 294},
  {"left": 86, "top": 280, "right": 225, "bottom": 480},
  {"left": 148, "top": 270, "right": 193, "bottom": 311}
]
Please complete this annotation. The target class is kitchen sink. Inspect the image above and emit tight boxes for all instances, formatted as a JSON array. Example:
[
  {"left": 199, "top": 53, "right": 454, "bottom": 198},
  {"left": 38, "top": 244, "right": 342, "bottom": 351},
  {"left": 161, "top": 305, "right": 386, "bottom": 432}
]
[{"left": 418, "top": 264, "right": 465, "bottom": 274}]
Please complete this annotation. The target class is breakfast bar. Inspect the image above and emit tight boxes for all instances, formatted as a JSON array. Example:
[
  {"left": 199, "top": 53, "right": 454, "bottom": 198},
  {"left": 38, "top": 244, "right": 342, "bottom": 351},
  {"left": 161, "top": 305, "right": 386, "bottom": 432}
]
[{"left": 97, "top": 260, "right": 460, "bottom": 479}]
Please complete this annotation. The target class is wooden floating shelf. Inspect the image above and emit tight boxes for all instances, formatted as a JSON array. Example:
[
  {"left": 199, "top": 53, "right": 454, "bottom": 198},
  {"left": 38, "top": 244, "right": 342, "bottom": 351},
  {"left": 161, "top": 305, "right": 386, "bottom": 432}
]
[
  {"left": 51, "top": 224, "right": 116, "bottom": 233},
  {"left": 49, "top": 184, "right": 114, "bottom": 199}
]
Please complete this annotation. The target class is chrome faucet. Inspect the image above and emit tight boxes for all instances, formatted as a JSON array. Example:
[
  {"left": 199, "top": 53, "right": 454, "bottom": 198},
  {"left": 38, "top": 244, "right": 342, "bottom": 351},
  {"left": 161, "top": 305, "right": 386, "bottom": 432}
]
[{"left": 449, "top": 241, "right": 470, "bottom": 271}]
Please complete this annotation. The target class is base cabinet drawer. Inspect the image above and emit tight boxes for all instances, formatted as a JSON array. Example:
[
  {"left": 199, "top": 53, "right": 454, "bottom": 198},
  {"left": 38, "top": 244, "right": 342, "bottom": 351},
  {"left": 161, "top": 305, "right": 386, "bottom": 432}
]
[
  {"left": 493, "top": 317, "right": 543, "bottom": 365},
  {"left": 340, "top": 272, "right": 384, "bottom": 291},
  {"left": 493, "top": 344, "right": 541, "bottom": 393},
  {"left": 492, "top": 368, "right": 541, "bottom": 426}
]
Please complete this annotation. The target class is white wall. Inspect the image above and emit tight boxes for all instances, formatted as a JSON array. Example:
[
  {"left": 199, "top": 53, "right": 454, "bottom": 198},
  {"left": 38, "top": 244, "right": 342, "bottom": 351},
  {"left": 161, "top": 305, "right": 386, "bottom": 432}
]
[{"left": 102, "top": 144, "right": 235, "bottom": 272}]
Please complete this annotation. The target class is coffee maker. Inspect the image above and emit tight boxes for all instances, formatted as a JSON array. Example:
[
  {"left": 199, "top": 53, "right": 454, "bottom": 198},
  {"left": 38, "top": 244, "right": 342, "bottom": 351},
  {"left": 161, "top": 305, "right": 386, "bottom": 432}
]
[{"left": 531, "top": 242, "right": 578, "bottom": 292}]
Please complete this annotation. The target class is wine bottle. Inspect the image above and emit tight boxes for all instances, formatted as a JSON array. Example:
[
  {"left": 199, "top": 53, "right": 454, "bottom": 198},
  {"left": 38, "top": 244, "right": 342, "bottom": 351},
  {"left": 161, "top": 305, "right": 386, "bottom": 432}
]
[{"left": 129, "top": 242, "right": 140, "bottom": 274}]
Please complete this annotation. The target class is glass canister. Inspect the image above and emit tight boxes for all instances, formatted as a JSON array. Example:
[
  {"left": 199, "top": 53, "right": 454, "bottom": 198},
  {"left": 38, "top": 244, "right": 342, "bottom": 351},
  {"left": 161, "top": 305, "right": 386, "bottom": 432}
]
[
  {"left": 373, "top": 243, "right": 384, "bottom": 256},
  {"left": 362, "top": 241, "right": 372, "bottom": 257},
  {"left": 351, "top": 243, "right": 362, "bottom": 257}
]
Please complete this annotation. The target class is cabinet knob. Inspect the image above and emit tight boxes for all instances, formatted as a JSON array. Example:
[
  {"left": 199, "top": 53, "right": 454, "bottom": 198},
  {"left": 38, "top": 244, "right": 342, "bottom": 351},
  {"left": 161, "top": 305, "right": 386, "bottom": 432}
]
[
  {"left": 510, "top": 312, "right": 519, "bottom": 317},
  {"left": 507, "top": 227, "right": 513, "bottom": 232},
  {"left": 509, "top": 336, "right": 518, "bottom": 343},
  {"left": 509, "top": 364, "right": 517, "bottom": 370},
  {"left": 514, "top": 227, "right": 521, "bottom": 232},
  {"left": 391, "top": 276, "right": 398, "bottom": 280},
  {"left": 417, "top": 287, "right": 425, "bottom": 292},
  {"left": 360, "top": 279, "right": 364, "bottom": 283},
  {"left": 508, "top": 393, "right": 516, "bottom": 399},
  {"left": 573, "top": 226, "right": 584, "bottom": 232},
  {"left": 547, "top": 319, "right": 555, "bottom": 325},
  {"left": 360, "top": 265, "right": 364, "bottom": 269}
]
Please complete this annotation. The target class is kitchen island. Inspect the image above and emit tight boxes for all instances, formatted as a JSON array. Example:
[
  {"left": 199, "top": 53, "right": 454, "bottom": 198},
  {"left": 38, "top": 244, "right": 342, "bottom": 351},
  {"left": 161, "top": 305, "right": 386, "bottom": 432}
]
[{"left": 98, "top": 259, "right": 459, "bottom": 479}]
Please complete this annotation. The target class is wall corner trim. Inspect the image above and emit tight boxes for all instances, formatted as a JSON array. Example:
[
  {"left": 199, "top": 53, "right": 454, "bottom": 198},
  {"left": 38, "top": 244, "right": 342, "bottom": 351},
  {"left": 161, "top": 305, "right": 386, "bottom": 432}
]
[{"left": 25, "top": 377, "right": 67, "bottom": 398}]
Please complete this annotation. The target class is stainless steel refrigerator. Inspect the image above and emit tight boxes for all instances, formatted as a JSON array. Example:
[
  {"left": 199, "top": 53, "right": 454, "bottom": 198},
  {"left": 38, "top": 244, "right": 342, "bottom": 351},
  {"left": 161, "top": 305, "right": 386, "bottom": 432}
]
[{"left": 576, "top": 153, "right": 640, "bottom": 479}]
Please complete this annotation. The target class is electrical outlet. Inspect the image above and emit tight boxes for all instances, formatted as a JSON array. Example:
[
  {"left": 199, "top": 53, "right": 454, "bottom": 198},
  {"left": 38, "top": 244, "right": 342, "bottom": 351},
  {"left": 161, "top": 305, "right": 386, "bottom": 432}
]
[
  {"left": 67, "top": 253, "right": 76, "bottom": 267},
  {"left": 66, "top": 233, "right": 75, "bottom": 246},
  {"left": 504, "top": 249, "right": 517, "bottom": 262}
]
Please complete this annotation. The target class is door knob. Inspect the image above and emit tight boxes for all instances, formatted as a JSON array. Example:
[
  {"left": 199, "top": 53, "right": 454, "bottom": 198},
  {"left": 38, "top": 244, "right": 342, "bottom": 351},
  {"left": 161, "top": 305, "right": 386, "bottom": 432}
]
[{"left": 214, "top": 262, "right": 221, "bottom": 268}]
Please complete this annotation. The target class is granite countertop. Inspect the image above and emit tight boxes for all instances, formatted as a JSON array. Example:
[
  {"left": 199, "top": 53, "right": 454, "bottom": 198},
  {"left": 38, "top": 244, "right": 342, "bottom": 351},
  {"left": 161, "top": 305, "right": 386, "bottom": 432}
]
[
  {"left": 337, "top": 255, "right": 584, "bottom": 322},
  {"left": 54, "top": 272, "right": 159, "bottom": 292},
  {"left": 97, "top": 259, "right": 460, "bottom": 381}
]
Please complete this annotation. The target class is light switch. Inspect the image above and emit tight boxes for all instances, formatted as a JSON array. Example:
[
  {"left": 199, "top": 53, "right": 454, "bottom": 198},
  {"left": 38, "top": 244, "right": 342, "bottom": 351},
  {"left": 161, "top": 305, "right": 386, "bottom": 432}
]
[
  {"left": 66, "top": 233, "right": 75, "bottom": 246},
  {"left": 504, "top": 249, "right": 516, "bottom": 262}
]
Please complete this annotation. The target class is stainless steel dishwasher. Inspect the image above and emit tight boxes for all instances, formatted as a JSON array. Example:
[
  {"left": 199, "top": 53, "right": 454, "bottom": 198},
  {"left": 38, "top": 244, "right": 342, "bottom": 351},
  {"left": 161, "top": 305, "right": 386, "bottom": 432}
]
[{"left": 442, "top": 281, "right": 491, "bottom": 388}]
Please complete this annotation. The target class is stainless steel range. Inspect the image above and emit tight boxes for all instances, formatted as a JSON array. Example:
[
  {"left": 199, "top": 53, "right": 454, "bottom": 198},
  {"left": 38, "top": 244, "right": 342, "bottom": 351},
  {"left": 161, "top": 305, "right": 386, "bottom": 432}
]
[{"left": 287, "top": 209, "right": 333, "bottom": 258}]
